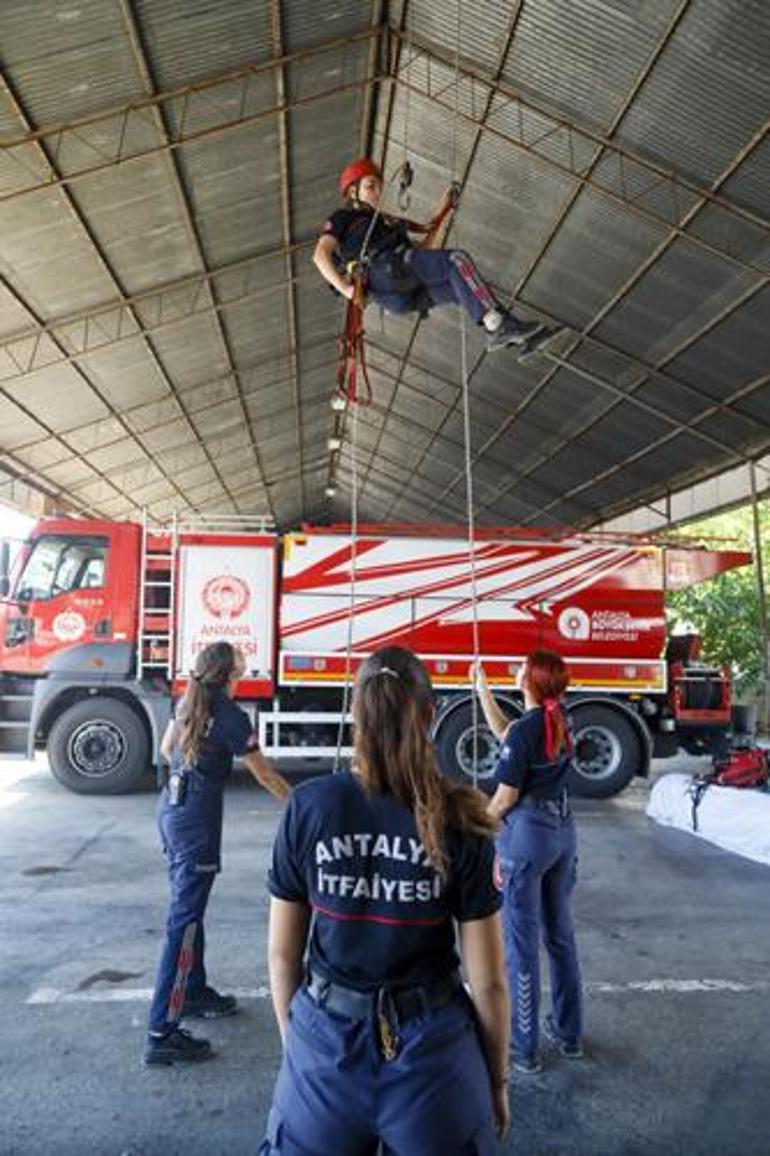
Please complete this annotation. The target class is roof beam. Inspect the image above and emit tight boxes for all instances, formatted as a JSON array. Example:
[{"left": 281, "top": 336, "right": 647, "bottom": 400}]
[
  {"left": 268, "top": 0, "right": 306, "bottom": 515},
  {"left": 119, "top": 0, "right": 276, "bottom": 520},
  {"left": 1, "top": 68, "right": 241, "bottom": 517},
  {"left": 0, "top": 29, "right": 379, "bottom": 203},
  {"left": 391, "top": 29, "right": 769, "bottom": 257},
  {"left": 0, "top": 242, "right": 315, "bottom": 380}
]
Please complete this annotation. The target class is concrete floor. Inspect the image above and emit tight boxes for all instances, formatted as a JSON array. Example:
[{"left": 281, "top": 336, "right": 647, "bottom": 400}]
[{"left": 1, "top": 754, "right": 769, "bottom": 1156}]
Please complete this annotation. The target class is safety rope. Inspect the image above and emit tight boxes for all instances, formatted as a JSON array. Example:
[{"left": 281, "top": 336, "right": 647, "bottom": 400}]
[
  {"left": 399, "top": 28, "right": 414, "bottom": 212},
  {"left": 450, "top": 0, "right": 462, "bottom": 183},
  {"left": 333, "top": 401, "right": 359, "bottom": 773},
  {"left": 459, "top": 310, "right": 480, "bottom": 788}
]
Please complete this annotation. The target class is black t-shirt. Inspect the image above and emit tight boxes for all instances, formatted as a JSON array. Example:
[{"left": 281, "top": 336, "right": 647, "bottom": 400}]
[
  {"left": 494, "top": 707, "right": 573, "bottom": 802},
  {"left": 172, "top": 692, "right": 256, "bottom": 785},
  {"left": 269, "top": 771, "right": 502, "bottom": 992},
  {"left": 322, "top": 207, "right": 409, "bottom": 264}
]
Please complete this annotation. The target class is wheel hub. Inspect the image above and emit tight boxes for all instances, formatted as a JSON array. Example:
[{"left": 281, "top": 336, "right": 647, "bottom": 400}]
[
  {"left": 574, "top": 724, "right": 622, "bottom": 780},
  {"left": 68, "top": 721, "right": 126, "bottom": 778},
  {"left": 455, "top": 726, "right": 499, "bottom": 781}
]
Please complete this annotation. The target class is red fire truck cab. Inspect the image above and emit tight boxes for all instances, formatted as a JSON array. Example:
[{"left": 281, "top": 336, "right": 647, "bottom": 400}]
[{"left": 0, "top": 515, "right": 752, "bottom": 798}]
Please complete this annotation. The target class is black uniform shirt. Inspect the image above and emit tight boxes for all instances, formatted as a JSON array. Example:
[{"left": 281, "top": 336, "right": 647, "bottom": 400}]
[
  {"left": 322, "top": 207, "right": 409, "bottom": 264},
  {"left": 172, "top": 692, "right": 256, "bottom": 785},
  {"left": 269, "top": 771, "right": 502, "bottom": 992},
  {"left": 494, "top": 707, "right": 573, "bottom": 802}
]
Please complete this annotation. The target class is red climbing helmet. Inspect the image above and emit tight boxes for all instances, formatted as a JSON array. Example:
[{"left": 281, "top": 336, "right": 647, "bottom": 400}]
[{"left": 338, "top": 157, "right": 383, "bottom": 198}]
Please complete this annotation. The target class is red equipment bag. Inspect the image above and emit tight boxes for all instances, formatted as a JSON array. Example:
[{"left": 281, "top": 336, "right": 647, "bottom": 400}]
[
  {"left": 711, "top": 747, "right": 769, "bottom": 789},
  {"left": 688, "top": 747, "right": 769, "bottom": 830}
]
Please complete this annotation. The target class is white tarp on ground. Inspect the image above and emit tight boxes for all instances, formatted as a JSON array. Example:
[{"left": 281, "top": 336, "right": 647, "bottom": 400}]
[{"left": 647, "top": 773, "right": 770, "bottom": 867}]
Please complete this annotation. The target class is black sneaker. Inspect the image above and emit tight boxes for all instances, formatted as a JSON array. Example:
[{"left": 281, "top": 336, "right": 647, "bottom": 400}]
[
  {"left": 486, "top": 314, "right": 544, "bottom": 353},
  {"left": 517, "top": 325, "right": 564, "bottom": 362},
  {"left": 543, "top": 1013, "right": 584, "bottom": 1058},
  {"left": 142, "top": 1026, "right": 214, "bottom": 1067},
  {"left": 511, "top": 1050, "right": 543, "bottom": 1075},
  {"left": 181, "top": 985, "right": 238, "bottom": 1020}
]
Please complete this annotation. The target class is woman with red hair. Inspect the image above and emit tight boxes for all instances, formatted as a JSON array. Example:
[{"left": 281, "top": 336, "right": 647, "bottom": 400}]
[
  {"left": 314, "top": 157, "right": 558, "bottom": 356},
  {"left": 474, "top": 649, "right": 584, "bottom": 1074}
]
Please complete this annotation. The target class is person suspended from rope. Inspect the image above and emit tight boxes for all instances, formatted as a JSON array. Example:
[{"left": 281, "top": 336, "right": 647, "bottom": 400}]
[{"left": 314, "top": 158, "right": 560, "bottom": 357}]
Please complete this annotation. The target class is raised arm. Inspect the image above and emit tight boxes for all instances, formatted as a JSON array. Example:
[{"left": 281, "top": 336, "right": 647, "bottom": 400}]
[
  {"left": 267, "top": 897, "right": 311, "bottom": 1040},
  {"left": 470, "top": 662, "right": 512, "bottom": 741},
  {"left": 460, "top": 912, "right": 511, "bottom": 1139}
]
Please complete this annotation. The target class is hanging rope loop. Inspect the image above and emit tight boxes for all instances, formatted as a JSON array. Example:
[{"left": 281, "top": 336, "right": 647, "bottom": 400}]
[{"left": 335, "top": 271, "right": 373, "bottom": 407}]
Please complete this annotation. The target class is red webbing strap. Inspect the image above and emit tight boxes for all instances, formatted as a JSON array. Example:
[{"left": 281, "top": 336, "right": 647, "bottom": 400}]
[{"left": 335, "top": 278, "right": 372, "bottom": 406}]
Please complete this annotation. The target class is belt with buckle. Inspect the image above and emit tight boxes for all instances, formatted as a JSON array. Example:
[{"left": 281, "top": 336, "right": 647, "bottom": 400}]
[
  {"left": 520, "top": 792, "right": 571, "bottom": 818},
  {"left": 305, "top": 970, "right": 460, "bottom": 1025}
]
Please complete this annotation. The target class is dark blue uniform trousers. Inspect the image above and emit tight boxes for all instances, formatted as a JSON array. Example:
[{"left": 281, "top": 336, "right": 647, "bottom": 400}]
[
  {"left": 147, "top": 775, "right": 223, "bottom": 1033},
  {"left": 498, "top": 807, "right": 582, "bottom": 1059},
  {"left": 259, "top": 987, "right": 497, "bottom": 1156},
  {"left": 366, "top": 247, "right": 498, "bottom": 323}
]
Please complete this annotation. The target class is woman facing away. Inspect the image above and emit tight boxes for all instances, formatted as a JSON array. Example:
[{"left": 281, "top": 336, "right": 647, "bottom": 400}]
[
  {"left": 143, "top": 641, "right": 291, "bottom": 1067},
  {"left": 474, "top": 648, "right": 584, "bottom": 1074},
  {"left": 259, "top": 645, "right": 510, "bottom": 1155}
]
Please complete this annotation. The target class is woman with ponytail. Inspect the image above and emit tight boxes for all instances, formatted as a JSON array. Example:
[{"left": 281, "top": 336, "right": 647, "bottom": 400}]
[
  {"left": 259, "top": 645, "right": 510, "bottom": 1155},
  {"left": 144, "top": 641, "right": 290, "bottom": 1067},
  {"left": 474, "top": 649, "right": 584, "bottom": 1075}
]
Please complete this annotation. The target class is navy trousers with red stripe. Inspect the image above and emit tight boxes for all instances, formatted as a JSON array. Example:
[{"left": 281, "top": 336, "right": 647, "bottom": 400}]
[
  {"left": 147, "top": 776, "right": 223, "bottom": 1033},
  {"left": 366, "top": 247, "right": 498, "bottom": 322}
]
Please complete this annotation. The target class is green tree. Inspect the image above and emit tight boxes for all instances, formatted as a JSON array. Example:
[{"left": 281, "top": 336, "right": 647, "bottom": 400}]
[{"left": 666, "top": 499, "right": 769, "bottom": 699}]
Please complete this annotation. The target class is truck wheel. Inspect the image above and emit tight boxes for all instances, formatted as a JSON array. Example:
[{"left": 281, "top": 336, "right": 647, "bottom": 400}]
[
  {"left": 568, "top": 704, "right": 643, "bottom": 798},
  {"left": 435, "top": 704, "right": 504, "bottom": 794},
  {"left": 47, "top": 697, "right": 150, "bottom": 795}
]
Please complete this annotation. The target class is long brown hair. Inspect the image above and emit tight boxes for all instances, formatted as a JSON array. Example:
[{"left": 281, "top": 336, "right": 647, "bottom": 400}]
[
  {"left": 522, "top": 649, "right": 571, "bottom": 759},
  {"left": 177, "top": 641, "right": 237, "bottom": 767},
  {"left": 353, "top": 646, "right": 495, "bottom": 876}
]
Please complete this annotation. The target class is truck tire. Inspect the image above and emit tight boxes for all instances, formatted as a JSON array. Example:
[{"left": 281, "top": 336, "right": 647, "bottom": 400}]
[
  {"left": 568, "top": 703, "right": 644, "bottom": 798},
  {"left": 47, "top": 697, "right": 150, "bottom": 795},
  {"left": 434, "top": 703, "right": 506, "bottom": 794}
]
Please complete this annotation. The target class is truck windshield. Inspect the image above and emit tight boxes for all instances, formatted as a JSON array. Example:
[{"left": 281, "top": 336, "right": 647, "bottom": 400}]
[{"left": 14, "top": 535, "right": 108, "bottom": 602}]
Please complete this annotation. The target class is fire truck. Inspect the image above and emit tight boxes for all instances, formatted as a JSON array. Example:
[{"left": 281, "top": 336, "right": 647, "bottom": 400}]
[{"left": 0, "top": 514, "right": 752, "bottom": 798}]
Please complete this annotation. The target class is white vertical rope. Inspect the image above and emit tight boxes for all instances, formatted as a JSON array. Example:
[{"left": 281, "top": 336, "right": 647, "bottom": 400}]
[
  {"left": 459, "top": 311, "right": 480, "bottom": 787},
  {"left": 333, "top": 401, "right": 359, "bottom": 773},
  {"left": 450, "top": 0, "right": 462, "bottom": 182}
]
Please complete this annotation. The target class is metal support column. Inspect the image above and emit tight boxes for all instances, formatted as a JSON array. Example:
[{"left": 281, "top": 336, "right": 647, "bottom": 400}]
[{"left": 749, "top": 463, "right": 770, "bottom": 736}]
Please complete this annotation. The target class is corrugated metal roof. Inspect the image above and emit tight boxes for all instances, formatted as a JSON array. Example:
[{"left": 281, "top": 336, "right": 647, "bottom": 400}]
[{"left": 0, "top": 0, "right": 768, "bottom": 529}]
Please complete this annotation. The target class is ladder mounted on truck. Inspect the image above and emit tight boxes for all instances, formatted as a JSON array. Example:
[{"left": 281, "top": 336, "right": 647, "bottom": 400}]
[{"left": 137, "top": 511, "right": 178, "bottom": 681}]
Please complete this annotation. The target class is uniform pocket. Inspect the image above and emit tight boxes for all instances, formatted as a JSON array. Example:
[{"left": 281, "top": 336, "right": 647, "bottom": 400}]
[
  {"left": 260, "top": 1106, "right": 324, "bottom": 1155},
  {"left": 287, "top": 989, "right": 362, "bottom": 1061}
]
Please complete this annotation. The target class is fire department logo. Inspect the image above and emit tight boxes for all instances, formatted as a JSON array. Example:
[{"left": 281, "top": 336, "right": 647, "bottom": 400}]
[
  {"left": 52, "top": 610, "right": 86, "bottom": 642},
  {"left": 558, "top": 606, "right": 590, "bottom": 640},
  {"left": 202, "top": 574, "right": 250, "bottom": 620}
]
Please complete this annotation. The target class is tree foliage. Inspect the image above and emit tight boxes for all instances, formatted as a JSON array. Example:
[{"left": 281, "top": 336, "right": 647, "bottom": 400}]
[{"left": 666, "top": 499, "right": 769, "bottom": 698}]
